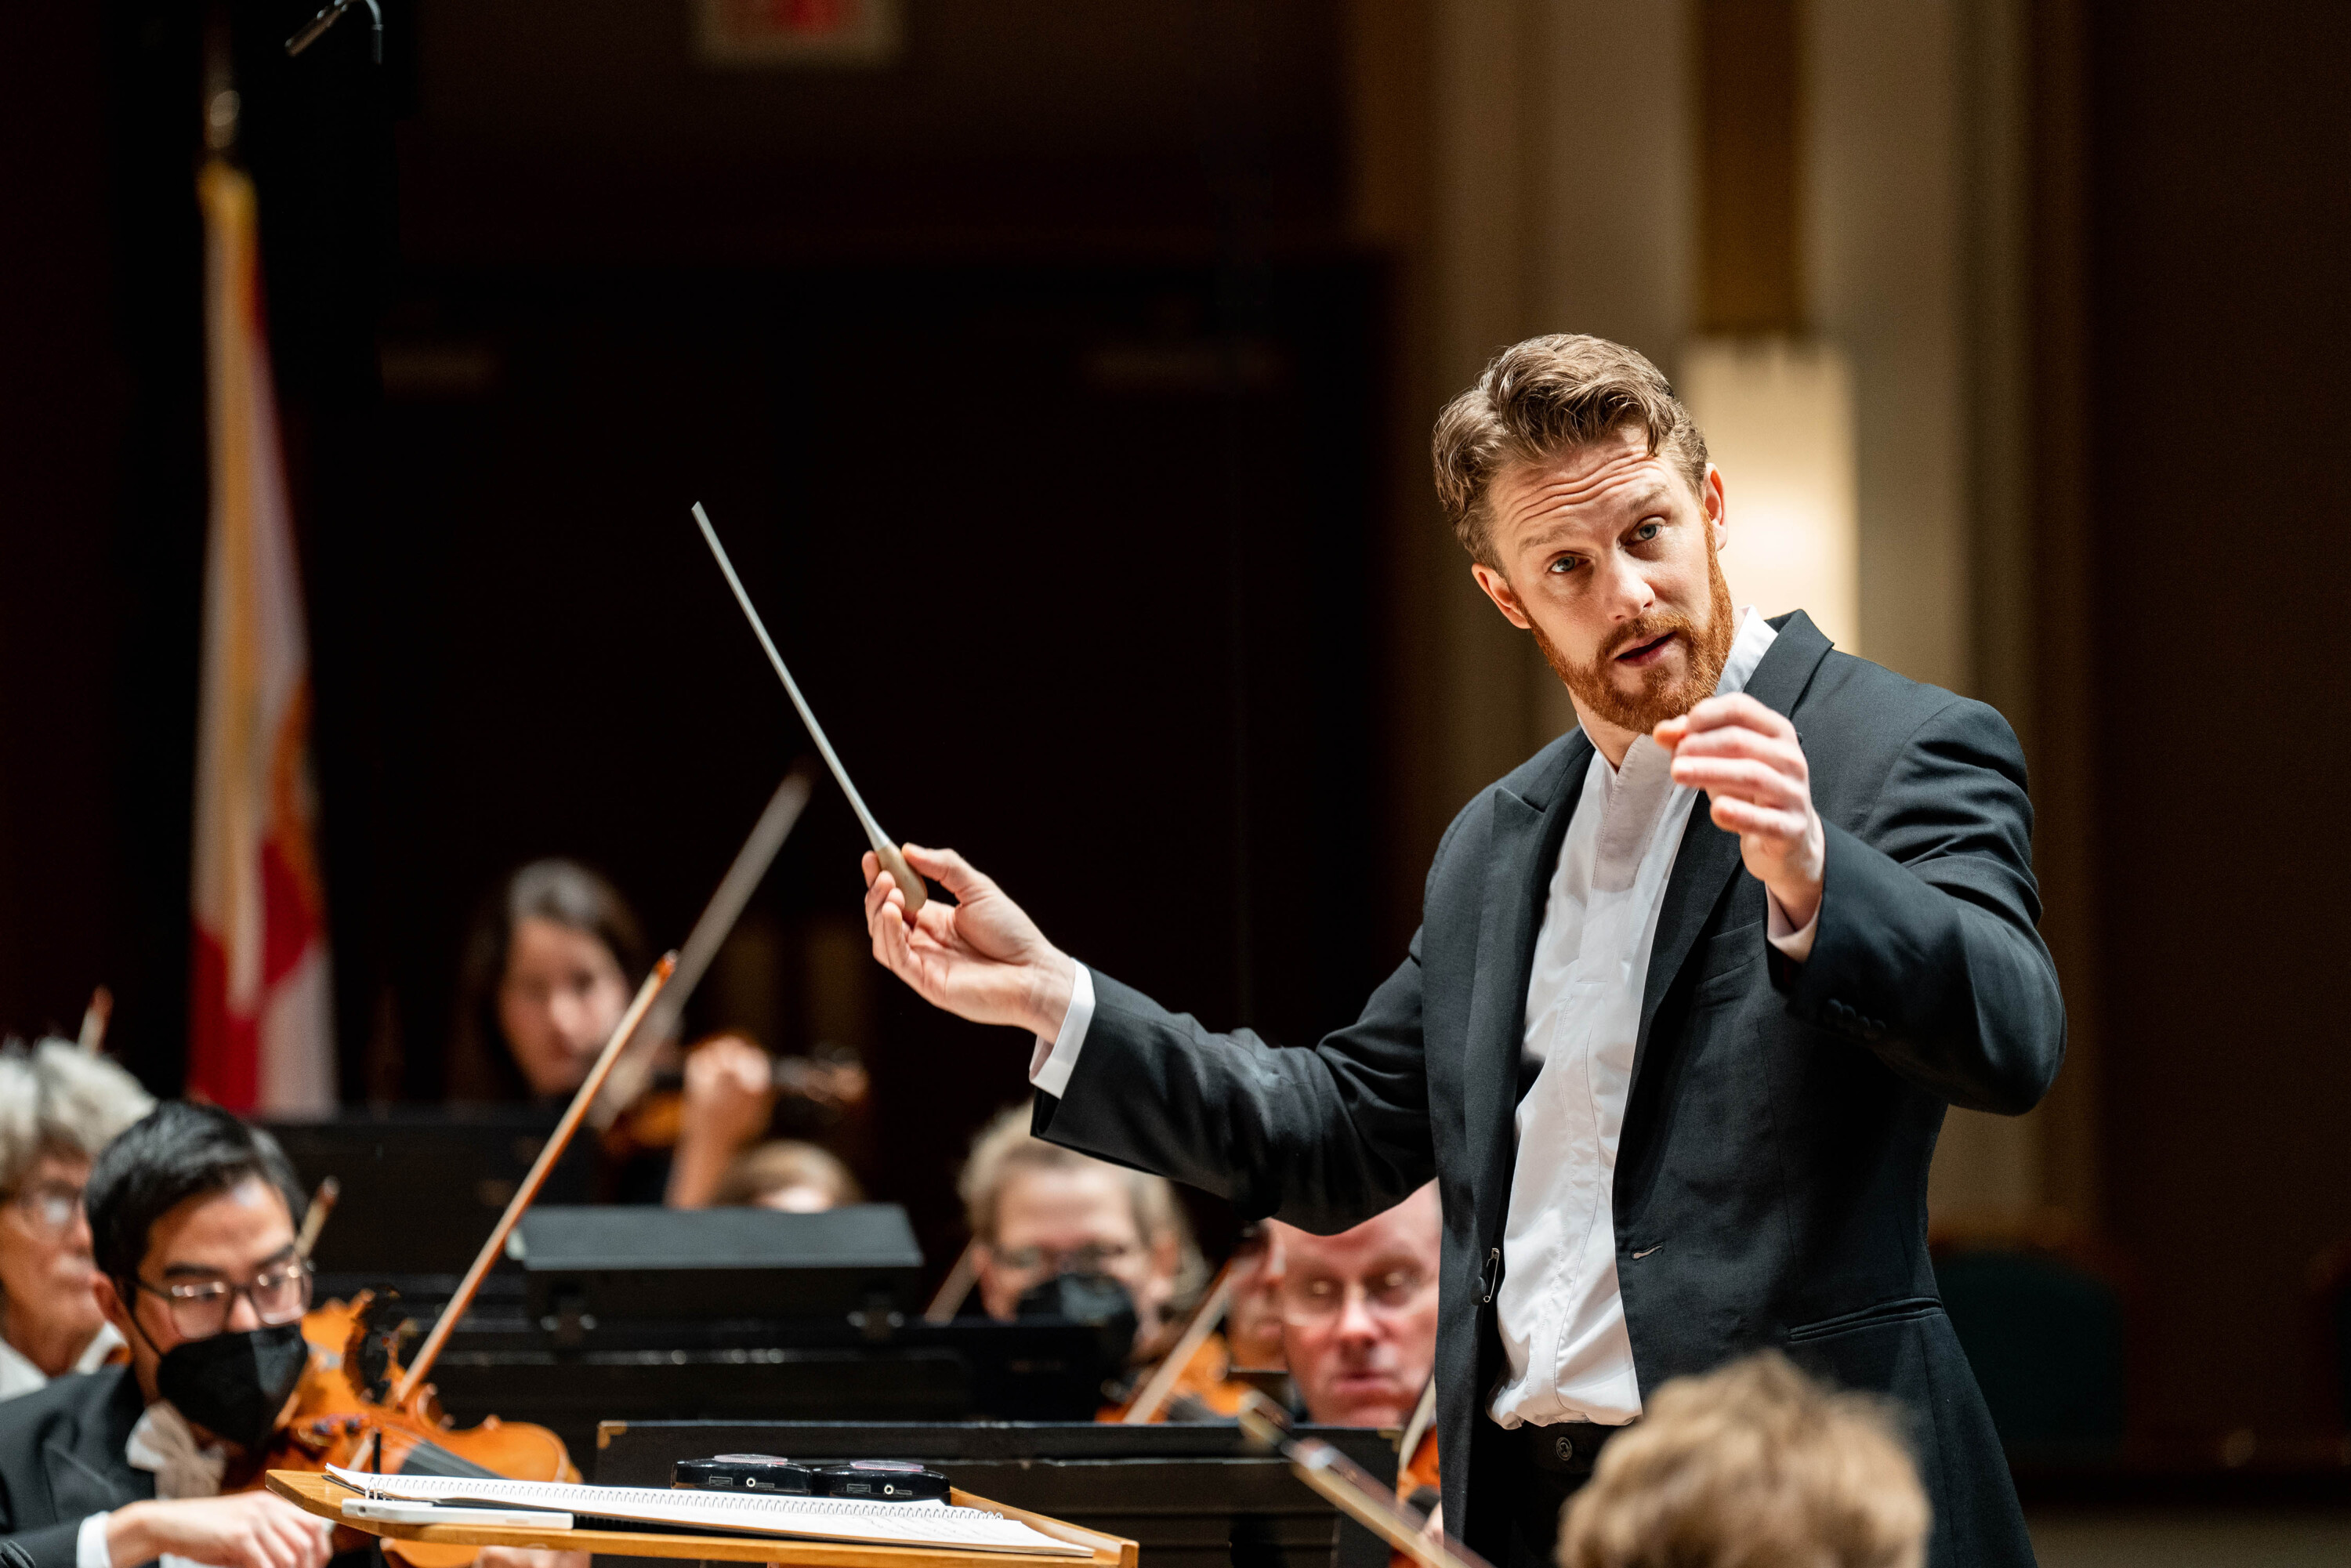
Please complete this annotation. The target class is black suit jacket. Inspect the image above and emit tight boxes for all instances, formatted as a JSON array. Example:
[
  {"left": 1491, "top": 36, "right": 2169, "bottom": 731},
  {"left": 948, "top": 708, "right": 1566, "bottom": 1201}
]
[
  {"left": 0, "top": 1369, "right": 153, "bottom": 1568},
  {"left": 1035, "top": 613, "right": 2063, "bottom": 1568}
]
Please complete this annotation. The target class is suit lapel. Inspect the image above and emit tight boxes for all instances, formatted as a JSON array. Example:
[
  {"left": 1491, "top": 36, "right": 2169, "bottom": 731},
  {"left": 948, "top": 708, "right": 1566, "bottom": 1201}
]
[
  {"left": 1631, "top": 612, "right": 1835, "bottom": 1093},
  {"left": 45, "top": 1371, "right": 148, "bottom": 1517},
  {"left": 1464, "top": 731, "right": 1592, "bottom": 1245}
]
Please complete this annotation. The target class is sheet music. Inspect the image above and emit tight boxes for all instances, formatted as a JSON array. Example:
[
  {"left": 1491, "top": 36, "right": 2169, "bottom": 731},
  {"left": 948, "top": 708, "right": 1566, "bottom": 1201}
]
[{"left": 324, "top": 1465, "right": 1090, "bottom": 1556}]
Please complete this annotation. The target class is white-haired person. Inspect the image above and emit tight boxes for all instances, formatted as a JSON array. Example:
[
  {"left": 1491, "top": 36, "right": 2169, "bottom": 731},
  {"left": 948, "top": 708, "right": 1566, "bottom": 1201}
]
[{"left": 0, "top": 1041, "right": 153, "bottom": 1400}]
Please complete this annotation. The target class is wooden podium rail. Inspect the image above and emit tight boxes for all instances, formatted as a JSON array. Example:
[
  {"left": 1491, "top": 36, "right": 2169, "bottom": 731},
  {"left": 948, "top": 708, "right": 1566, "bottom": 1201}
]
[{"left": 266, "top": 1471, "right": 1138, "bottom": 1568}]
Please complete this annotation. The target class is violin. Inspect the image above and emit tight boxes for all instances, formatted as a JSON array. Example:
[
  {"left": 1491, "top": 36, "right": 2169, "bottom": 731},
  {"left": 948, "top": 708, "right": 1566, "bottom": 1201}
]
[
  {"left": 1103, "top": 1252, "right": 1259, "bottom": 1424},
  {"left": 249, "top": 958, "right": 678, "bottom": 1565},
  {"left": 267, "top": 1292, "right": 575, "bottom": 1567},
  {"left": 600, "top": 1039, "right": 869, "bottom": 1159}
]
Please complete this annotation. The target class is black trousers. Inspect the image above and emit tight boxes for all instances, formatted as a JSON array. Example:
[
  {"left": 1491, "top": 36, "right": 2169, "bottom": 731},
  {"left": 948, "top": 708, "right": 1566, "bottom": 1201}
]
[{"left": 1495, "top": 1421, "right": 1629, "bottom": 1568}]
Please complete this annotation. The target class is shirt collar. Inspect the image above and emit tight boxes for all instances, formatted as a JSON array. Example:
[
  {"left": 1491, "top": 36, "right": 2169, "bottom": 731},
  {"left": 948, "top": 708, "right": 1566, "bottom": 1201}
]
[
  {"left": 1712, "top": 606, "right": 1778, "bottom": 701},
  {"left": 0, "top": 1336, "right": 43, "bottom": 1401}
]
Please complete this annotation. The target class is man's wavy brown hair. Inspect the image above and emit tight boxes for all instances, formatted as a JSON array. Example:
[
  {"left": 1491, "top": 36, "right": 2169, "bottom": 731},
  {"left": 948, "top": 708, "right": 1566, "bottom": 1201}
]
[
  {"left": 1431, "top": 334, "right": 1708, "bottom": 569},
  {"left": 1556, "top": 1352, "right": 1929, "bottom": 1568}
]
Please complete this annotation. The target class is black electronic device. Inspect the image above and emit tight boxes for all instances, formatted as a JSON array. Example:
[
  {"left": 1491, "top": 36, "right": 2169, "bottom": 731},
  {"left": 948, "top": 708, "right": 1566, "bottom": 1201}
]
[
  {"left": 514, "top": 1204, "right": 922, "bottom": 1330},
  {"left": 672, "top": 1454, "right": 816, "bottom": 1494},
  {"left": 811, "top": 1461, "right": 951, "bottom": 1501}
]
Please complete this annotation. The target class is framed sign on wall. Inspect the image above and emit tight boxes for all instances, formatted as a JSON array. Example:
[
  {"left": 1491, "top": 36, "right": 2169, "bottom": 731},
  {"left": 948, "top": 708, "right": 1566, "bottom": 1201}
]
[{"left": 694, "top": 0, "right": 903, "bottom": 67}]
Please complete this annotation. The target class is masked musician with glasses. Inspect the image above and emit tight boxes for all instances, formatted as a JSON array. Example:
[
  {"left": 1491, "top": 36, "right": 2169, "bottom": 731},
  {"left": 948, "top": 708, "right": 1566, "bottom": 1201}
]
[
  {"left": 0, "top": 1104, "right": 566, "bottom": 1568},
  {"left": 0, "top": 1042, "right": 153, "bottom": 1404}
]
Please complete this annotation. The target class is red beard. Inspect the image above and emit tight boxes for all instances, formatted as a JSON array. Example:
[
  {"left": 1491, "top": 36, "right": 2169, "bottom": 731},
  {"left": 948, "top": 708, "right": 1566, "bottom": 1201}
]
[{"left": 1534, "top": 543, "right": 1737, "bottom": 733}]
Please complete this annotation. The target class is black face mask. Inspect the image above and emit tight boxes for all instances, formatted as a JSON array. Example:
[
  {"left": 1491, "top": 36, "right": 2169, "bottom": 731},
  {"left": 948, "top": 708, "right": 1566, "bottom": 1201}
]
[
  {"left": 1012, "top": 1270, "right": 1140, "bottom": 1371},
  {"left": 155, "top": 1322, "right": 308, "bottom": 1451}
]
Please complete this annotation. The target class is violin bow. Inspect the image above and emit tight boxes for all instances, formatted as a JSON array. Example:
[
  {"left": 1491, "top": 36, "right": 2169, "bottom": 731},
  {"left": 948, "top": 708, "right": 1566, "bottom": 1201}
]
[
  {"left": 390, "top": 954, "right": 678, "bottom": 1407},
  {"left": 589, "top": 763, "right": 816, "bottom": 1131},
  {"left": 922, "top": 1238, "right": 984, "bottom": 1324},
  {"left": 1236, "top": 1390, "right": 1491, "bottom": 1568},
  {"left": 77, "top": 987, "right": 112, "bottom": 1054},
  {"left": 1121, "top": 1256, "right": 1241, "bottom": 1423},
  {"left": 295, "top": 1177, "right": 340, "bottom": 1261}
]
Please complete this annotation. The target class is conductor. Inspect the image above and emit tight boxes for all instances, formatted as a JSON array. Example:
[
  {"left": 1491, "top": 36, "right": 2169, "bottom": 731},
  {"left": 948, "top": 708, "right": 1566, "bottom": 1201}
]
[{"left": 862, "top": 334, "right": 2063, "bottom": 1568}]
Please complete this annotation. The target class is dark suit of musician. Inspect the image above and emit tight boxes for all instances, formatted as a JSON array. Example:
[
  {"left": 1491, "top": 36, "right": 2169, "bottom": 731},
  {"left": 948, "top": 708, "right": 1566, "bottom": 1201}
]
[
  {"left": 860, "top": 335, "right": 2064, "bottom": 1568},
  {"left": 0, "top": 1370, "right": 149, "bottom": 1568}
]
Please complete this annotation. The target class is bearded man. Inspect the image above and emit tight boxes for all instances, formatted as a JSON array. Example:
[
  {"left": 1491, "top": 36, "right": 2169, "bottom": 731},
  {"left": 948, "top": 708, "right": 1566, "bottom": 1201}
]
[{"left": 860, "top": 334, "right": 2063, "bottom": 1568}]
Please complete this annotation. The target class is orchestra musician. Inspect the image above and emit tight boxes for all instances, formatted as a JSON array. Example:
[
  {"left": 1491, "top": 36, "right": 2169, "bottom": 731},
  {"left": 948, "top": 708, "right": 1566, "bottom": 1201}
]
[
  {"left": 1262, "top": 1186, "right": 1441, "bottom": 1483},
  {"left": 1262, "top": 1188, "right": 1443, "bottom": 1566},
  {"left": 0, "top": 1103, "right": 571, "bottom": 1568},
  {"left": 0, "top": 1045, "right": 151, "bottom": 1403},
  {"left": 956, "top": 1105, "right": 1197, "bottom": 1346},
  {"left": 709, "top": 1139, "right": 863, "bottom": 1211},
  {"left": 446, "top": 858, "right": 780, "bottom": 1206},
  {"left": 861, "top": 334, "right": 2063, "bottom": 1568}
]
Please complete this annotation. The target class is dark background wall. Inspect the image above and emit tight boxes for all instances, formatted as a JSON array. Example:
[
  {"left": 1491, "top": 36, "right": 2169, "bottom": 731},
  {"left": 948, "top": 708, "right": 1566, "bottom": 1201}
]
[{"left": 2079, "top": 0, "right": 2351, "bottom": 1443}]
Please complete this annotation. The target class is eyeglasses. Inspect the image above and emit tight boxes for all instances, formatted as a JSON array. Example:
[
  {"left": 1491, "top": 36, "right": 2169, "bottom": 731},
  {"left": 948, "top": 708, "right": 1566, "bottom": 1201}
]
[
  {"left": 134, "top": 1258, "right": 313, "bottom": 1338},
  {"left": 1277, "top": 1266, "right": 1432, "bottom": 1325},
  {"left": 990, "top": 1241, "right": 1136, "bottom": 1278},
  {"left": 3, "top": 1181, "right": 85, "bottom": 1237}
]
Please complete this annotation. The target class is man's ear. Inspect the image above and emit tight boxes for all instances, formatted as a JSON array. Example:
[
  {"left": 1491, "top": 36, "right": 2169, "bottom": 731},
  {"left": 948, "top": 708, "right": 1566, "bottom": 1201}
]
[
  {"left": 1702, "top": 464, "right": 1728, "bottom": 552},
  {"left": 1470, "top": 563, "right": 1533, "bottom": 630},
  {"left": 92, "top": 1273, "right": 132, "bottom": 1341}
]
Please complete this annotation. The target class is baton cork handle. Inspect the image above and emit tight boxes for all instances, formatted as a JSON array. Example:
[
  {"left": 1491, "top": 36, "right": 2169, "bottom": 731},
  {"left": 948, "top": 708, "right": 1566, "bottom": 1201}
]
[{"left": 876, "top": 841, "right": 929, "bottom": 918}]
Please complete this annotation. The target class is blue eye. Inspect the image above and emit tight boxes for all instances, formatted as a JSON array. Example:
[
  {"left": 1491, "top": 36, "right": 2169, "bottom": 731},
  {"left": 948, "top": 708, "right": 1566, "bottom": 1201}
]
[
  {"left": 1634, "top": 522, "right": 1661, "bottom": 541},
  {"left": 1548, "top": 556, "right": 1582, "bottom": 574}
]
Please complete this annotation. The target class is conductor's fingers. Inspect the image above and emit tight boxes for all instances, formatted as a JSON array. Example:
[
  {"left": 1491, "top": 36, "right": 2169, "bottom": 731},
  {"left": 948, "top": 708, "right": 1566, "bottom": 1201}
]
[
  {"left": 861, "top": 849, "right": 880, "bottom": 889},
  {"left": 867, "top": 877, "right": 918, "bottom": 974},
  {"left": 901, "top": 844, "right": 994, "bottom": 900}
]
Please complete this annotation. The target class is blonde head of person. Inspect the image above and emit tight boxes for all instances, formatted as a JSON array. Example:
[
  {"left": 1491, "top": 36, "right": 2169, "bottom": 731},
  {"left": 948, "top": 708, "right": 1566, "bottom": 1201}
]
[
  {"left": 1556, "top": 1351, "right": 1929, "bottom": 1568},
  {"left": 0, "top": 1040, "right": 154, "bottom": 1396},
  {"left": 958, "top": 1103, "right": 1201, "bottom": 1344},
  {"left": 712, "top": 1139, "right": 864, "bottom": 1212}
]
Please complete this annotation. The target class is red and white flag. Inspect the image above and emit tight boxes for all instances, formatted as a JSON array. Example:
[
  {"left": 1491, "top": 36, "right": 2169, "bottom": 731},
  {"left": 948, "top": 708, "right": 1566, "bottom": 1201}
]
[{"left": 188, "top": 157, "right": 335, "bottom": 1114}]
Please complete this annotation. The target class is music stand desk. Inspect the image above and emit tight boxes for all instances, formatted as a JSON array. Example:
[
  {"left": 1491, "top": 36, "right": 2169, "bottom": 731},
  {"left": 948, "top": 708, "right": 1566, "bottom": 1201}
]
[{"left": 266, "top": 1470, "right": 1137, "bottom": 1568}]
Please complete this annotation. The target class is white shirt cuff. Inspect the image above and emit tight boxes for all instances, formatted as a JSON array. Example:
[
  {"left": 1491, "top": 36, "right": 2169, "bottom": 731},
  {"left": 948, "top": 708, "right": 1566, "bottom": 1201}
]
[
  {"left": 1027, "top": 963, "right": 1096, "bottom": 1099},
  {"left": 77, "top": 1510, "right": 113, "bottom": 1568},
  {"left": 1765, "top": 889, "right": 1820, "bottom": 963}
]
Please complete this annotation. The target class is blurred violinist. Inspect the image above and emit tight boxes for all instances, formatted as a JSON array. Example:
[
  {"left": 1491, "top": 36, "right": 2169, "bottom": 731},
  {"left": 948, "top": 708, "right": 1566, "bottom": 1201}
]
[
  {"left": 0, "top": 1103, "right": 335, "bottom": 1568},
  {"left": 0, "top": 1103, "right": 576, "bottom": 1568},
  {"left": 1266, "top": 1183, "right": 1444, "bottom": 1538},
  {"left": 710, "top": 1139, "right": 864, "bottom": 1211},
  {"left": 447, "top": 859, "right": 776, "bottom": 1206},
  {"left": 958, "top": 1105, "right": 1197, "bottom": 1352},
  {"left": 0, "top": 1042, "right": 153, "bottom": 1403},
  {"left": 1223, "top": 1227, "right": 1288, "bottom": 1376},
  {"left": 1266, "top": 1185, "right": 1440, "bottom": 1431}
]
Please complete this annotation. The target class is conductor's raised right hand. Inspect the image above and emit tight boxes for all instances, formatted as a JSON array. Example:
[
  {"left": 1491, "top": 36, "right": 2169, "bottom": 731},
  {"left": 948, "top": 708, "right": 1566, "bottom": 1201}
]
[{"left": 863, "top": 845, "right": 1076, "bottom": 1041}]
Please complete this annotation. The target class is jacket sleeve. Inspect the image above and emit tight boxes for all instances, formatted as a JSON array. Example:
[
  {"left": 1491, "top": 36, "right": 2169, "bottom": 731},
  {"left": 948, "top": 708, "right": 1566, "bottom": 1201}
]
[
  {"left": 0, "top": 1523, "right": 89, "bottom": 1568},
  {"left": 1769, "top": 695, "right": 2067, "bottom": 1114},
  {"left": 1032, "top": 927, "right": 1436, "bottom": 1234}
]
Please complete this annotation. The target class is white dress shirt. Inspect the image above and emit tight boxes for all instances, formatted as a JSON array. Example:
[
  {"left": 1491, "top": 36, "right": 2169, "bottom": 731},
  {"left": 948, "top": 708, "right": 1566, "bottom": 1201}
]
[
  {"left": 0, "top": 1320, "right": 122, "bottom": 1403},
  {"left": 76, "top": 1400, "right": 228, "bottom": 1568},
  {"left": 1031, "top": 607, "right": 1817, "bottom": 1429}
]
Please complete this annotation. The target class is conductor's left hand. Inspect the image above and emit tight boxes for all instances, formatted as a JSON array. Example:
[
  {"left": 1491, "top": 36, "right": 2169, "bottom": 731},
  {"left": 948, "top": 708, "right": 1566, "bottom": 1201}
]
[{"left": 864, "top": 845, "right": 1078, "bottom": 1041}]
